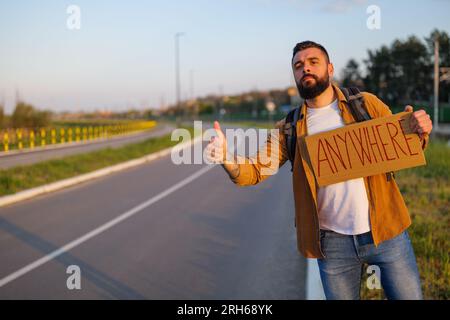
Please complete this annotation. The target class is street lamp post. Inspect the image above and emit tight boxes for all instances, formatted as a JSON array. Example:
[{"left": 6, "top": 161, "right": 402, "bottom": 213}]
[
  {"left": 434, "top": 38, "right": 439, "bottom": 132},
  {"left": 175, "top": 32, "right": 185, "bottom": 126}
]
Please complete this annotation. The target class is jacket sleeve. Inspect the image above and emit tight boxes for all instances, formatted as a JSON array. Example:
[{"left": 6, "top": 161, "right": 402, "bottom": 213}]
[
  {"left": 362, "top": 92, "right": 429, "bottom": 151},
  {"left": 227, "top": 121, "right": 289, "bottom": 186}
]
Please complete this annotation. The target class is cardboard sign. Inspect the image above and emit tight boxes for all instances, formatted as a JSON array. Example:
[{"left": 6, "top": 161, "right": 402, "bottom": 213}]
[{"left": 305, "top": 112, "right": 426, "bottom": 187}]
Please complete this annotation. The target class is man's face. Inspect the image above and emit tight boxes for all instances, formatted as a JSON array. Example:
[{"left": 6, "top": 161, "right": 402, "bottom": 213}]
[{"left": 292, "top": 47, "right": 334, "bottom": 100}]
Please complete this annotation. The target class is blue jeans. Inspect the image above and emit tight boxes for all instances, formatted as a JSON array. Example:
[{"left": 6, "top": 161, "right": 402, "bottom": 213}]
[{"left": 317, "top": 229, "right": 423, "bottom": 300}]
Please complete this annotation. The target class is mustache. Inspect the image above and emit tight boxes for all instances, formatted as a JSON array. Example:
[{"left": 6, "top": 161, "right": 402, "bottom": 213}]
[{"left": 301, "top": 74, "right": 318, "bottom": 82}]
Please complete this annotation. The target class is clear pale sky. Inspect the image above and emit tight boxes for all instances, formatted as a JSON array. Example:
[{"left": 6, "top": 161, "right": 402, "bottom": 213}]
[{"left": 0, "top": 0, "right": 449, "bottom": 113}]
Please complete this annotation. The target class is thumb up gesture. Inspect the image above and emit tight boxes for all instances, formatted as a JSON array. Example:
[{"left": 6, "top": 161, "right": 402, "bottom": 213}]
[{"left": 206, "top": 121, "right": 227, "bottom": 164}]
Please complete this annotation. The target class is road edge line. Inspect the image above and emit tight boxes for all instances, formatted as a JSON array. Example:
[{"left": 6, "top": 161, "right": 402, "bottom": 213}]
[{"left": 306, "top": 258, "right": 326, "bottom": 300}]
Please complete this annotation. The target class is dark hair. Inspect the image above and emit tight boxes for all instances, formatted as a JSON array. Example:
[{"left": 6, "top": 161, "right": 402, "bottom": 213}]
[{"left": 292, "top": 41, "right": 330, "bottom": 63}]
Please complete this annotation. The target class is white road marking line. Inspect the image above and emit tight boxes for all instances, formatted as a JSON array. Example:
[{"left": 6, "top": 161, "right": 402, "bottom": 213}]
[
  {"left": 0, "top": 165, "right": 215, "bottom": 288},
  {"left": 306, "top": 258, "right": 325, "bottom": 300}
]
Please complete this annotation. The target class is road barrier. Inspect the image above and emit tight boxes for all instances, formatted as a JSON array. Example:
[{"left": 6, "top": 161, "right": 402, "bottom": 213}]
[{"left": 0, "top": 121, "right": 156, "bottom": 152}]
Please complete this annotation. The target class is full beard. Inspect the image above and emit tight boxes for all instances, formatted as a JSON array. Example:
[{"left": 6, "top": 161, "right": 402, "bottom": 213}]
[{"left": 296, "top": 73, "right": 330, "bottom": 100}]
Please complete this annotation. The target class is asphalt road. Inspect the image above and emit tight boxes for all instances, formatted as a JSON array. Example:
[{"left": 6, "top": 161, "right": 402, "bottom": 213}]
[
  {"left": 0, "top": 139, "right": 306, "bottom": 299},
  {"left": 0, "top": 123, "right": 175, "bottom": 170}
]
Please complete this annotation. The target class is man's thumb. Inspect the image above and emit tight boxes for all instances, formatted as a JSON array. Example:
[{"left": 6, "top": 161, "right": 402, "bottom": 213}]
[
  {"left": 214, "top": 121, "right": 224, "bottom": 138},
  {"left": 404, "top": 105, "right": 413, "bottom": 112}
]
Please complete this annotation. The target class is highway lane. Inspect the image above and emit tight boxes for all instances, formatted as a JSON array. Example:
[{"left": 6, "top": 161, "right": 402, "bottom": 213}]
[
  {"left": 0, "top": 123, "right": 174, "bottom": 170},
  {"left": 0, "top": 140, "right": 306, "bottom": 299}
]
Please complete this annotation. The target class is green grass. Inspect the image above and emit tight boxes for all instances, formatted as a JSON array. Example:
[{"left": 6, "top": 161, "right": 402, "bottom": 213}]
[
  {"left": 360, "top": 138, "right": 450, "bottom": 300},
  {"left": 0, "top": 127, "right": 195, "bottom": 196},
  {"left": 223, "top": 121, "right": 275, "bottom": 129}
]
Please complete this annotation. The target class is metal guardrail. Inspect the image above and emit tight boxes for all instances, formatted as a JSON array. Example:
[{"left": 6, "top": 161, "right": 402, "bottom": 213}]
[{"left": 0, "top": 121, "right": 156, "bottom": 152}]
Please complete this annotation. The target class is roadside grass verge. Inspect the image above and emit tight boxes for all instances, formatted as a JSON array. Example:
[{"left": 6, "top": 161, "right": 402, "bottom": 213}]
[
  {"left": 222, "top": 121, "right": 275, "bottom": 129},
  {"left": 361, "top": 138, "right": 449, "bottom": 300}
]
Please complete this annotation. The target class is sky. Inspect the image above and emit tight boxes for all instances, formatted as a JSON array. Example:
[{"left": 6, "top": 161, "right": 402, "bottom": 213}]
[{"left": 0, "top": 0, "right": 449, "bottom": 113}]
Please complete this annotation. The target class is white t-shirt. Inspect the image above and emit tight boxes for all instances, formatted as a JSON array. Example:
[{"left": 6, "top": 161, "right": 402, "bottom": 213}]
[{"left": 306, "top": 99, "right": 370, "bottom": 235}]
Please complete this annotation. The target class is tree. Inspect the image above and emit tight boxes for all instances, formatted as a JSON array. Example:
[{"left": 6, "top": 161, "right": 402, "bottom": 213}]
[
  {"left": 11, "top": 102, "right": 51, "bottom": 128},
  {"left": 363, "top": 45, "right": 396, "bottom": 104},
  {"left": 344, "top": 30, "right": 450, "bottom": 107},
  {"left": 12, "top": 102, "right": 35, "bottom": 128},
  {"left": 341, "top": 59, "right": 364, "bottom": 88},
  {"left": 143, "top": 109, "right": 154, "bottom": 120},
  {"left": 426, "top": 29, "right": 450, "bottom": 66},
  {"left": 362, "top": 36, "right": 432, "bottom": 106},
  {"left": 33, "top": 110, "right": 52, "bottom": 127},
  {"left": 389, "top": 36, "right": 431, "bottom": 103},
  {"left": 198, "top": 102, "right": 214, "bottom": 115}
]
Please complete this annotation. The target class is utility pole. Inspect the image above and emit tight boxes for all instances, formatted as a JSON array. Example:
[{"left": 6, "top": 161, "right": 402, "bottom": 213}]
[
  {"left": 189, "top": 69, "right": 198, "bottom": 120},
  {"left": 175, "top": 32, "right": 185, "bottom": 126},
  {"left": 15, "top": 88, "right": 21, "bottom": 106},
  {"left": 252, "top": 86, "right": 258, "bottom": 119},
  {"left": 218, "top": 85, "right": 223, "bottom": 120},
  {"left": 0, "top": 90, "right": 4, "bottom": 108},
  {"left": 433, "top": 38, "right": 439, "bottom": 132},
  {"left": 189, "top": 69, "right": 194, "bottom": 100}
]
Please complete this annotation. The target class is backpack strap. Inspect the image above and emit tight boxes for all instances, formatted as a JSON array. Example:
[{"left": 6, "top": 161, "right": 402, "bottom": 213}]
[
  {"left": 340, "top": 87, "right": 371, "bottom": 122},
  {"left": 285, "top": 106, "right": 301, "bottom": 172}
]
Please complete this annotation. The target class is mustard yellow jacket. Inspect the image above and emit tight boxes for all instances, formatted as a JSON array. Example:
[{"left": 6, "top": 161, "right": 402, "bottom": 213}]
[{"left": 228, "top": 85, "right": 429, "bottom": 258}]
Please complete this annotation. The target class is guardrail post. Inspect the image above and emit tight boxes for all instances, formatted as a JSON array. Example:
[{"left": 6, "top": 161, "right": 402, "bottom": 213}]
[
  {"left": 60, "top": 128, "right": 65, "bottom": 144},
  {"left": 3, "top": 131, "right": 9, "bottom": 152},
  {"left": 40, "top": 128, "right": 46, "bottom": 147},
  {"left": 68, "top": 128, "right": 73, "bottom": 143},
  {"left": 17, "top": 129, "right": 23, "bottom": 150},
  {"left": 51, "top": 128, "right": 56, "bottom": 144},
  {"left": 30, "top": 130, "right": 35, "bottom": 149}
]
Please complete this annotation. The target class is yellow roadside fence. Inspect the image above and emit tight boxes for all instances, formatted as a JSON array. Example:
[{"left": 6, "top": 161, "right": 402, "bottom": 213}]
[{"left": 0, "top": 120, "right": 156, "bottom": 152}]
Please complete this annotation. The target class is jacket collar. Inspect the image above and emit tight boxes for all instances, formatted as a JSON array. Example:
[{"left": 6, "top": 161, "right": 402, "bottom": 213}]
[{"left": 333, "top": 83, "right": 349, "bottom": 111}]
